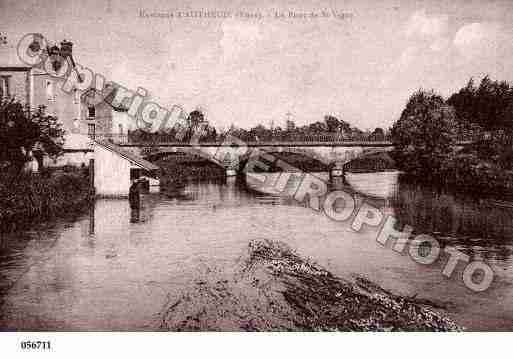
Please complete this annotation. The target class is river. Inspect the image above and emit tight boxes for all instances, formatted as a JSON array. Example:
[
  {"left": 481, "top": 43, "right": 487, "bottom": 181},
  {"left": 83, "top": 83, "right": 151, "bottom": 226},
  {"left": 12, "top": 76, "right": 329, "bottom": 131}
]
[{"left": 1, "top": 171, "right": 513, "bottom": 331}]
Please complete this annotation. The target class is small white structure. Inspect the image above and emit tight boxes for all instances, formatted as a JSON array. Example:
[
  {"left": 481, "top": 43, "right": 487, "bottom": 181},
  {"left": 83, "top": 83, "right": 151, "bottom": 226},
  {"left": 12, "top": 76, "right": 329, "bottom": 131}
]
[{"left": 94, "top": 140, "right": 159, "bottom": 197}]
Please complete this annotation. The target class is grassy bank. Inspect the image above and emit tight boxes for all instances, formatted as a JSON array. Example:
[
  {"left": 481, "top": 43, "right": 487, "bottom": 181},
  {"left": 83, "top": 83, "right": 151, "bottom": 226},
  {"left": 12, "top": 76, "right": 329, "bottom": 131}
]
[
  {"left": 395, "top": 151, "right": 513, "bottom": 198},
  {"left": 160, "top": 240, "right": 461, "bottom": 331},
  {"left": 0, "top": 167, "right": 92, "bottom": 232},
  {"left": 441, "top": 152, "right": 513, "bottom": 196}
]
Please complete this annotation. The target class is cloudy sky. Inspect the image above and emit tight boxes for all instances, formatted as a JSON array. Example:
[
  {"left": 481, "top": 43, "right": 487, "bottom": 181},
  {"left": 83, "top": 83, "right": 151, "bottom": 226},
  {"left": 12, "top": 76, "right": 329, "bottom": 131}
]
[{"left": 1, "top": 0, "right": 513, "bottom": 130}]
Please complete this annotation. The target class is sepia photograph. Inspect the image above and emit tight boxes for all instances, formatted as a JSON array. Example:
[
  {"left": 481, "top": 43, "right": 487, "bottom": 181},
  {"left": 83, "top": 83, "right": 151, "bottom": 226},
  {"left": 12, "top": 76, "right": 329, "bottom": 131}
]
[{"left": 1, "top": 0, "right": 513, "bottom": 355}]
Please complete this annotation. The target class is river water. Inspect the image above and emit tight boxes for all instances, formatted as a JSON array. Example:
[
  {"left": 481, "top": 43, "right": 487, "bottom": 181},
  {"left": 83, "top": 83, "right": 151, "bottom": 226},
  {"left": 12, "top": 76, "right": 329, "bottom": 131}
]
[{"left": 1, "top": 172, "right": 513, "bottom": 331}]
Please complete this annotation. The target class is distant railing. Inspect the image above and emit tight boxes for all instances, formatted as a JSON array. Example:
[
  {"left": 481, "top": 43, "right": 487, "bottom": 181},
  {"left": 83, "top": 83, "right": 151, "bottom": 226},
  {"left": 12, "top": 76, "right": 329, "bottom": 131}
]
[
  {"left": 90, "top": 132, "right": 477, "bottom": 146},
  {"left": 91, "top": 133, "right": 129, "bottom": 144},
  {"left": 92, "top": 132, "right": 394, "bottom": 145}
]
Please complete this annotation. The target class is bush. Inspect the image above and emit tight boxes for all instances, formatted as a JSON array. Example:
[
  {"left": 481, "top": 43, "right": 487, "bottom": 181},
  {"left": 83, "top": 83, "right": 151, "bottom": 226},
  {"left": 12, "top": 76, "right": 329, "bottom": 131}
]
[
  {"left": 0, "top": 170, "right": 92, "bottom": 231},
  {"left": 439, "top": 151, "right": 513, "bottom": 194}
]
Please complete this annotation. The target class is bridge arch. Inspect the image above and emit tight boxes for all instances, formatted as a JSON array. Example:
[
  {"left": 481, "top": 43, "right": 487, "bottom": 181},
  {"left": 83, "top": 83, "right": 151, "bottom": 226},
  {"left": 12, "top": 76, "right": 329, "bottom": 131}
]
[
  {"left": 142, "top": 147, "right": 224, "bottom": 168},
  {"left": 238, "top": 148, "right": 331, "bottom": 173},
  {"left": 117, "top": 142, "right": 397, "bottom": 177},
  {"left": 140, "top": 147, "right": 230, "bottom": 182}
]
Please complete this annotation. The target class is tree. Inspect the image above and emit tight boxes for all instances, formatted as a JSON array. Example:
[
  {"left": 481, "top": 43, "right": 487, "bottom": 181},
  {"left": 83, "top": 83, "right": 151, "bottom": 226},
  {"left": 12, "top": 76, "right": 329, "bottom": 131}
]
[
  {"left": 286, "top": 119, "right": 296, "bottom": 132},
  {"left": 391, "top": 90, "right": 457, "bottom": 178},
  {"left": 307, "top": 121, "right": 328, "bottom": 133},
  {"left": 0, "top": 99, "right": 64, "bottom": 175},
  {"left": 448, "top": 76, "right": 513, "bottom": 132},
  {"left": 324, "top": 115, "right": 351, "bottom": 133},
  {"left": 175, "top": 109, "right": 207, "bottom": 141},
  {"left": 371, "top": 127, "right": 385, "bottom": 140},
  {"left": 324, "top": 115, "right": 340, "bottom": 132},
  {"left": 187, "top": 109, "right": 205, "bottom": 128},
  {"left": 249, "top": 124, "right": 272, "bottom": 141},
  {"left": 447, "top": 78, "right": 476, "bottom": 127}
]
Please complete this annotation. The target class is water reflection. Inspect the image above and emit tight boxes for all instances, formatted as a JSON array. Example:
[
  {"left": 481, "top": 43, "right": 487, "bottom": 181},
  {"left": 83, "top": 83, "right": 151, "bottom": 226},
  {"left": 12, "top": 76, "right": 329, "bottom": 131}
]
[
  {"left": 346, "top": 171, "right": 399, "bottom": 199},
  {"left": 88, "top": 206, "right": 95, "bottom": 235},
  {"left": 390, "top": 177, "right": 513, "bottom": 265},
  {"left": 1, "top": 171, "right": 513, "bottom": 330},
  {"left": 392, "top": 180, "right": 513, "bottom": 241},
  {"left": 130, "top": 208, "right": 140, "bottom": 223}
]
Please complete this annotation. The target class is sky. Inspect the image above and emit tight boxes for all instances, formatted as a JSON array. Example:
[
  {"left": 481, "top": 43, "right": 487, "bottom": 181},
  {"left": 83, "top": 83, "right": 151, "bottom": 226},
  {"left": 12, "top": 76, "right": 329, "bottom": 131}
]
[{"left": 1, "top": 0, "right": 513, "bottom": 130}]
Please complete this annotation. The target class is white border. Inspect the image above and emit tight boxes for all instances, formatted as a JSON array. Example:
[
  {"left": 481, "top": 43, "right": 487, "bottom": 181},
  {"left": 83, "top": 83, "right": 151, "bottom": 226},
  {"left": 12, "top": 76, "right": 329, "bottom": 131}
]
[{"left": 1, "top": 332, "right": 511, "bottom": 359}]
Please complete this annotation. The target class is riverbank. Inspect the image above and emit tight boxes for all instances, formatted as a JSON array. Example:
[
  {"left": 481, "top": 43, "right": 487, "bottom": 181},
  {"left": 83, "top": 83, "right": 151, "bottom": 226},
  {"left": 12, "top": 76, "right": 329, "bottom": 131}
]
[
  {"left": 0, "top": 168, "right": 92, "bottom": 232},
  {"left": 160, "top": 239, "right": 461, "bottom": 331},
  {"left": 442, "top": 152, "right": 513, "bottom": 196},
  {"left": 392, "top": 131, "right": 513, "bottom": 197},
  {"left": 397, "top": 160, "right": 513, "bottom": 200}
]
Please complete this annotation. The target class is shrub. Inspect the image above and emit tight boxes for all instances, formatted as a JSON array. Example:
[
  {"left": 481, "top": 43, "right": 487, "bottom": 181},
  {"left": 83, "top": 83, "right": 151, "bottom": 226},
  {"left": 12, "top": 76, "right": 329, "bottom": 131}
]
[{"left": 0, "top": 170, "right": 91, "bottom": 231}]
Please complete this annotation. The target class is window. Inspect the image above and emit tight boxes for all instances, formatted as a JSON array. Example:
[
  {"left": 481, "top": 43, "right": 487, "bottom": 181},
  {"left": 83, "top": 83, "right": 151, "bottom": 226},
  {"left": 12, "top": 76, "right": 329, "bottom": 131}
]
[
  {"left": 88, "top": 106, "right": 96, "bottom": 118},
  {"left": 46, "top": 80, "right": 54, "bottom": 101},
  {"left": 118, "top": 124, "right": 124, "bottom": 134},
  {"left": 0, "top": 76, "right": 10, "bottom": 99},
  {"left": 87, "top": 123, "right": 95, "bottom": 139}
]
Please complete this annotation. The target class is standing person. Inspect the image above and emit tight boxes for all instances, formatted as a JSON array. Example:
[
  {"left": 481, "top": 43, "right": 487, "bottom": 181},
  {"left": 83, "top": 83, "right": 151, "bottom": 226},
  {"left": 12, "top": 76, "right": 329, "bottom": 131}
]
[{"left": 129, "top": 179, "right": 140, "bottom": 210}]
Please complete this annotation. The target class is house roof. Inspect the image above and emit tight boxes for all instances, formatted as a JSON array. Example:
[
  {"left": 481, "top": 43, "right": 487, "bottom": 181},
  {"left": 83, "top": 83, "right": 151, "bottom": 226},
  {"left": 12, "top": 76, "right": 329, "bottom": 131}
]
[{"left": 94, "top": 139, "right": 159, "bottom": 171}]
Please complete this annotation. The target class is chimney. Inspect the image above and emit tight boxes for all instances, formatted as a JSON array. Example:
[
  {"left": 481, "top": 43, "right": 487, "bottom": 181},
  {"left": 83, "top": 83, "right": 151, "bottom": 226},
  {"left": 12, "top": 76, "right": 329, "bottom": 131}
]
[
  {"left": 60, "top": 40, "right": 73, "bottom": 58},
  {"left": 48, "top": 44, "right": 60, "bottom": 56}
]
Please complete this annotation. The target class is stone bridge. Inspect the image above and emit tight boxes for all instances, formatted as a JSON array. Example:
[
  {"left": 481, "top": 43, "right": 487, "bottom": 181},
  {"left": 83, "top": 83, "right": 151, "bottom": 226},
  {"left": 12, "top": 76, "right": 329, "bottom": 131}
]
[{"left": 117, "top": 141, "right": 396, "bottom": 176}]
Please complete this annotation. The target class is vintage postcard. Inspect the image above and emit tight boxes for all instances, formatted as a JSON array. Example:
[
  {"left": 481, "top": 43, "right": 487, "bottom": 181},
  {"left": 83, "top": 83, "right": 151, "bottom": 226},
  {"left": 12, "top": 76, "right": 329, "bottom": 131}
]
[{"left": 1, "top": 0, "right": 512, "bottom": 356}]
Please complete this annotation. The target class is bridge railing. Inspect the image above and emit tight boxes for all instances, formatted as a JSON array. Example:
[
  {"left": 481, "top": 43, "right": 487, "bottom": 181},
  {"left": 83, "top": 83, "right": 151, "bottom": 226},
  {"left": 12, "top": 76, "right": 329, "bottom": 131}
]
[
  {"left": 90, "top": 133, "right": 129, "bottom": 144},
  {"left": 91, "top": 132, "right": 477, "bottom": 146},
  {"left": 92, "top": 132, "right": 395, "bottom": 145}
]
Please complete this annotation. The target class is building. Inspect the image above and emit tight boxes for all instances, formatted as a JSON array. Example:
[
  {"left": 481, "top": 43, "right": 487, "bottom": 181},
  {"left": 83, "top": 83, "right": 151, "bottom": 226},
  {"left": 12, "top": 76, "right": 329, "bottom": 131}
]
[
  {"left": 2, "top": 38, "right": 160, "bottom": 194},
  {"left": 0, "top": 40, "right": 98, "bottom": 168},
  {"left": 94, "top": 140, "right": 159, "bottom": 197},
  {"left": 81, "top": 86, "right": 133, "bottom": 141}
]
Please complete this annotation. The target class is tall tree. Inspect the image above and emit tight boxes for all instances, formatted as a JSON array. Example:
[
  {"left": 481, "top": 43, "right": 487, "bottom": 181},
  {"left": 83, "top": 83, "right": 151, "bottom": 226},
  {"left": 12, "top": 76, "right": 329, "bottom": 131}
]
[
  {"left": 448, "top": 76, "right": 513, "bottom": 131},
  {"left": 391, "top": 90, "right": 456, "bottom": 177}
]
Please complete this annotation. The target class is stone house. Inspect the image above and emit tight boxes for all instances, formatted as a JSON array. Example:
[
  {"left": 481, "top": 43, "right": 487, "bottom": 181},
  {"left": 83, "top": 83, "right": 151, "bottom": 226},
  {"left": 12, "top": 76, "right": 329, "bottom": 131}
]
[
  {"left": 81, "top": 85, "right": 133, "bottom": 140},
  {"left": 0, "top": 40, "right": 123, "bottom": 168}
]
